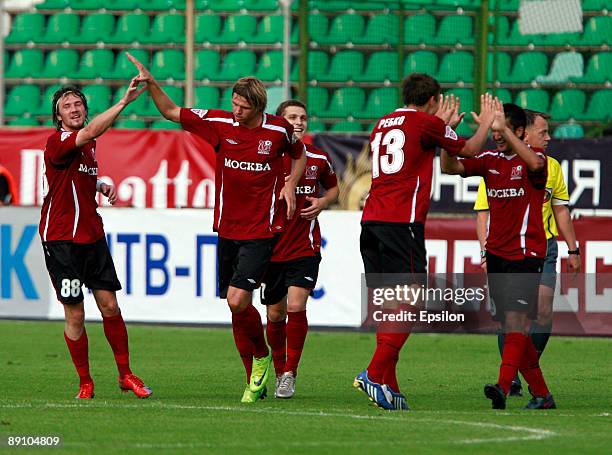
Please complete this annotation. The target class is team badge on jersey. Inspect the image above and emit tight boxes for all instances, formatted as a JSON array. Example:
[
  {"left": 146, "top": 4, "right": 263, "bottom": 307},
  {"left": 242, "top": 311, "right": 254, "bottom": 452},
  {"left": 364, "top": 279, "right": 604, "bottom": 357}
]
[
  {"left": 444, "top": 125, "right": 458, "bottom": 140},
  {"left": 190, "top": 108, "right": 208, "bottom": 119},
  {"left": 543, "top": 187, "right": 552, "bottom": 203},
  {"left": 258, "top": 140, "right": 272, "bottom": 155},
  {"left": 305, "top": 165, "right": 318, "bottom": 179},
  {"left": 511, "top": 165, "right": 523, "bottom": 180},
  {"left": 61, "top": 131, "right": 73, "bottom": 142}
]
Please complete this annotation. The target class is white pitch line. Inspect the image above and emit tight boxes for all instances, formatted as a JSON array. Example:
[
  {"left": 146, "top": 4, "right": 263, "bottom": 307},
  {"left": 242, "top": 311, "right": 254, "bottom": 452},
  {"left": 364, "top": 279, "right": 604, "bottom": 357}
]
[{"left": 0, "top": 401, "right": 558, "bottom": 445}]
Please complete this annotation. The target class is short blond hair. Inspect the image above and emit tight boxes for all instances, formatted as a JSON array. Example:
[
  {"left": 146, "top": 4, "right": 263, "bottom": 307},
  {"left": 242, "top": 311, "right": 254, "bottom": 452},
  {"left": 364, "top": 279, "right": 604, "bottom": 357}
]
[{"left": 232, "top": 77, "right": 267, "bottom": 114}]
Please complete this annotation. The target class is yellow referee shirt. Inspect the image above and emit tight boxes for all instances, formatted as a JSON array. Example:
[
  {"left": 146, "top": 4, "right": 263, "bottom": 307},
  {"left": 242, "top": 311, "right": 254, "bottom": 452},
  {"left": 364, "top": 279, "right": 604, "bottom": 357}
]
[{"left": 474, "top": 156, "right": 570, "bottom": 239}]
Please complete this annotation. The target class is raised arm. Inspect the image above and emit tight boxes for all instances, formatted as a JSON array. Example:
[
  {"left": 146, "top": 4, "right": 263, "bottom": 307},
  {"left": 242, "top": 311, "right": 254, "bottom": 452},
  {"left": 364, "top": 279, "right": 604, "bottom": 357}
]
[
  {"left": 127, "top": 52, "right": 181, "bottom": 123},
  {"left": 440, "top": 149, "right": 465, "bottom": 175},
  {"left": 459, "top": 93, "right": 497, "bottom": 158},
  {"left": 75, "top": 77, "right": 146, "bottom": 147}
]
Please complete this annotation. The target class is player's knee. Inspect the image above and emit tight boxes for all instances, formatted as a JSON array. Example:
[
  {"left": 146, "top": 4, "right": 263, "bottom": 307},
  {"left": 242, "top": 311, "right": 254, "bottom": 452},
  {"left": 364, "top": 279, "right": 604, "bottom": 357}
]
[
  {"left": 227, "top": 289, "right": 250, "bottom": 313},
  {"left": 65, "top": 306, "right": 85, "bottom": 327},
  {"left": 267, "top": 306, "right": 286, "bottom": 322}
]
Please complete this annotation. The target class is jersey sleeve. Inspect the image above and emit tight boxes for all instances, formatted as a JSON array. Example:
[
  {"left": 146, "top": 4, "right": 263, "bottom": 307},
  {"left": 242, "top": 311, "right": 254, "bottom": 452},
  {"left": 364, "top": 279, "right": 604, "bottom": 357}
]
[
  {"left": 179, "top": 108, "right": 220, "bottom": 148},
  {"left": 549, "top": 157, "right": 569, "bottom": 206},
  {"left": 473, "top": 178, "right": 489, "bottom": 211},
  {"left": 460, "top": 154, "right": 487, "bottom": 177},
  {"left": 527, "top": 151, "right": 547, "bottom": 189},
  {"left": 45, "top": 131, "right": 79, "bottom": 166},
  {"left": 320, "top": 154, "right": 338, "bottom": 190},
  {"left": 421, "top": 115, "right": 466, "bottom": 156}
]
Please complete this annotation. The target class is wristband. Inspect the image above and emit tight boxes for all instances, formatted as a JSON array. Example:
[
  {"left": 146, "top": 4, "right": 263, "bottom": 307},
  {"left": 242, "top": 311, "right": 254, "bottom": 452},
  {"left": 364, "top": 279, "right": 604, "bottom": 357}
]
[
  {"left": 96, "top": 180, "right": 103, "bottom": 192},
  {"left": 568, "top": 248, "right": 580, "bottom": 255}
]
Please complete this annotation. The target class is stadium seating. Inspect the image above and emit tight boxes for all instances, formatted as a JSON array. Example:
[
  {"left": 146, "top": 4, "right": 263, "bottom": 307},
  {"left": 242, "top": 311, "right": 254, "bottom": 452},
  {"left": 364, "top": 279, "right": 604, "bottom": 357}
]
[
  {"left": 81, "top": 84, "right": 112, "bottom": 116},
  {"left": 112, "top": 85, "right": 147, "bottom": 115},
  {"left": 436, "top": 52, "right": 474, "bottom": 83},
  {"left": 195, "top": 14, "right": 222, "bottom": 43},
  {"left": 75, "top": 13, "right": 115, "bottom": 44},
  {"left": 317, "top": 14, "right": 365, "bottom": 45},
  {"left": 8, "top": 117, "right": 40, "bottom": 127},
  {"left": 209, "top": 50, "right": 256, "bottom": 81},
  {"left": 576, "top": 90, "right": 612, "bottom": 121},
  {"left": 115, "top": 119, "right": 147, "bottom": 129},
  {"left": 404, "top": 51, "right": 438, "bottom": 76},
  {"left": 33, "top": 84, "right": 62, "bottom": 116},
  {"left": 254, "top": 51, "right": 284, "bottom": 81},
  {"left": 404, "top": 13, "right": 435, "bottom": 45},
  {"left": 106, "top": 0, "right": 138, "bottom": 8},
  {"left": 243, "top": 0, "right": 279, "bottom": 11},
  {"left": 549, "top": 89, "right": 586, "bottom": 121},
  {"left": 433, "top": 15, "right": 474, "bottom": 45},
  {"left": 290, "top": 50, "right": 329, "bottom": 82},
  {"left": 40, "top": 49, "right": 80, "bottom": 79},
  {"left": 139, "top": 0, "right": 176, "bottom": 10},
  {"left": 582, "top": 0, "right": 609, "bottom": 11},
  {"left": 536, "top": 52, "right": 583, "bottom": 84},
  {"left": 308, "top": 14, "right": 330, "bottom": 44},
  {"left": 317, "top": 87, "right": 365, "bottom": 118},
  {"left": 104, "top": 49, "right": 149, "bottom": 80},
  {"left": 219, "top": 87, "right": 234, "bottom": 111},
  {"left": 71, "top": 0, "right": 106, "bottom": 10},
  {"left": 580, "top": 16, "right": 612, "bottom": 46},
  {"left": 194, "top": 86, "right": 220, "bottom": 108},
  {"left": 72, "top": 49, "right": 115, "bottom": 80},
  {"left": 151, "top": 120, "right": 181, "bottom": 129},
  {"left": 194, "top": 50, "right": 221, "bottom": 80},
  {"left": 207, "top": 0, "right": 243, "bottom": 12},
  {"left": 354, "top": 52, "right": 399, "bottom": 83},
  {"left": 493, "top": 88, "right": 513, "bottom": 104},
  {"left": 36, "top": 0, "right": 69, "bottom": 8},
  {"left": 307, "top": 118, "right": 326, "bottom": 132},
  {"left": 354, "top": 87, "right": 398, "bottom": 119},
  {"left": 142, "top": 86, "right": 184, "bottom": 116},
  {"left": 38, "top": 13, "right": 81, "bottom": 44},
  {"left": 553, "top": 123, "right": 584, "bottom": 138},
  {"left": 571, "top": 52, "right": 612, "bottom": 84},
  {"left": 5, "top": 85, "right": 41, "bottom": 116},
  {"left": 148, "top": 13, "right": 185, "bottom": 44},
  {"left": 330, "top": 120, "right": 363, "bottom": 132},
  {"left": 307, "top": 86, "right": 329, "bottom": 117},
  {"left": 487, "top": 52, "right": 512, "bottom": 83},
  {"left": 5, "top": 13, "right": 45, "bottom": 44},
  {"left": 317, "top": 50, "right": 364, "bottom": 82},
  {"left": 250, "top": 15, "right": 284, "bottom": 44},
  {"left": 6, "top": 49, "right": 44, "bottom": 79},
  {"left": 107, "top": 13, "right": 150, "bottom": 44},
  {"left": 497, "top": 0, "right": 520, "bottom": 11},
  {"left": 505, "top": 52, "right": 548, "bottom": 83},
  {"left": 151, "top": 49, "right": 185, "bottom": 80},
  {"left": 515, "top": 89, "right": 550, "bottom": 113},
  {"left": 214, "top": 15, "right": 257, "bottom": 43},
  {"left": 446, "top": 88, "right": 474, "bottom": 114},
  {"left": 354, "top": 15, "right": 399, "bottom": 45}
]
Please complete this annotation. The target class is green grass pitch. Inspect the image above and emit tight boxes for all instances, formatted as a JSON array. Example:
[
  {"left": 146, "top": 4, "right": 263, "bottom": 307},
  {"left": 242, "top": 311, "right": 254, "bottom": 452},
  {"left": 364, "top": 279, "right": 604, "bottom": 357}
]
[{"left": 0, "top": 320, "right": 610, "bottom": 454}]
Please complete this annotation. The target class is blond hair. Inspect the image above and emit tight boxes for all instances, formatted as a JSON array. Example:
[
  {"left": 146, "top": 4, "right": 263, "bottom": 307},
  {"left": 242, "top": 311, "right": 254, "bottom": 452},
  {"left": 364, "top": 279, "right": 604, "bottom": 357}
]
[{"left": 232, "top": 77, "right": 267, "bottom": 114}]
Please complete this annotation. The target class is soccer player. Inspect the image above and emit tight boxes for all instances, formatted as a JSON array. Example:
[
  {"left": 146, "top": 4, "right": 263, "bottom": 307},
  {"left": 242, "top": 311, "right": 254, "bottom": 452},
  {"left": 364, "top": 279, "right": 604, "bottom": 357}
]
[
  {"left": 474, "top": 109, "right": 581, "bottom": 396},
  {"left": 40, "top": 82, "right": 152, "bottom": 399},
  {"left": 354, "top": 73, "right": 498, "bottom": 410},
  {"left": 260, "top": 100, "right": 339, "bottom": 400},
  {"left": 442, "top": 102, "right": 556, "bottom": 410},
  {"left": 127, "top": 54, "right": 307, "bottom": 402}
]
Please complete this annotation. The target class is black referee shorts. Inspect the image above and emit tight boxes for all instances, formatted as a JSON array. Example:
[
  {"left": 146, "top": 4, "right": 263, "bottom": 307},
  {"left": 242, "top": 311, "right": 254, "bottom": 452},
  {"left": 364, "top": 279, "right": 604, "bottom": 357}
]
[{"left": 42, "top": 237, "right": 122, "bottom": 305}]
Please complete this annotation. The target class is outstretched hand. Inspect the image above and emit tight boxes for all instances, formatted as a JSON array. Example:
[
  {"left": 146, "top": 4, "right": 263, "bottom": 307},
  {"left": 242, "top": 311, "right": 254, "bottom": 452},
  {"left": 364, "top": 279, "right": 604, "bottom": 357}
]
[
  {"left": 470, "top": 93, "right": 497, "bottom": 129},
  {"left": 436, "top": 94, "right": 465, "bottom": 128},
  {"left": 126, "top": 51, "right": 153, "bottom": 84},
  {"left": 121, "top": 76, "right": 147, "bottom": 105},
  {"left": 99, "top": 183, "right": 117, "bottom": 205}
]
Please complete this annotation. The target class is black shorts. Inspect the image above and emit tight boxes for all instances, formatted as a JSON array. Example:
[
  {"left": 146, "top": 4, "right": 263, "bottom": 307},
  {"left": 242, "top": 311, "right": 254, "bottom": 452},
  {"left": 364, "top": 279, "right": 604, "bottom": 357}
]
[
  {"left": 360, "top": 222, "right": 427, "bottom": 288},
  {"left": 43, "top": 238, "right": 122, "bottom": 305},
  {"left": 218, "top": 236, "right": 276, "bottom": 299},
  {"left": 486, "top": 252, "right": 544, "bottom": 322},
  {"left": 260, "top": 254, "right": 321, "bottom": 305}
]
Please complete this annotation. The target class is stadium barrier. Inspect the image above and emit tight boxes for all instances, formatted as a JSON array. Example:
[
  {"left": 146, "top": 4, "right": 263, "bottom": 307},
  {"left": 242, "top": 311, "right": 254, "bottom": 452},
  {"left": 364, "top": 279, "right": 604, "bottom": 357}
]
[{"left": 1, "top": 207, "right": 611, "bottom": 335}]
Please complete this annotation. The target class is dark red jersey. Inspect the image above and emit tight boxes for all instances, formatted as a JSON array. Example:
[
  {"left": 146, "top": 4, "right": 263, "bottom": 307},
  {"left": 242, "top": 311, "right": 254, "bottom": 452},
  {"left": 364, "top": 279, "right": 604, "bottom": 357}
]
[
  {"left": 272, "top": 144, "right": 337, "bottom": 262},
  {"left": 39, "top": 130, "right": 104, "bottom": 244},
  {"left": 461, "top": 148, "right": 548, "bottom": 260},
  {"left": 180, "top": 108, "right": 304, "bottom": 240},
  {"left": 361, "top": 108, "right": 466, "bottom": 224}
]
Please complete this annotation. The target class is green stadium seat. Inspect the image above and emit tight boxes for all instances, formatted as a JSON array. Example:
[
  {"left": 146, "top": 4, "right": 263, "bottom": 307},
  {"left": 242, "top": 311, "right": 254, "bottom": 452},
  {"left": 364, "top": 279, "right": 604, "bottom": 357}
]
[
  {"left": 266, "top": 86, "right": 284, "bottom": 114},
  {"left": 219, "top": 87, "right": 233, "bottom": 111},
  {"left": 436, "top": 52, "right": 474, "bottom": 83},
  {"left": 313, "top": 0, "right": 350, "bottom": 11},
  {"left": 250, "top": 15, "right": 284, "bottom": 44},
  {"left": 404, "top": 13, "right": 435, "bottom": 45},
  {"left": 515, "top": 89, "right": 549, "bottom": 113},
  {"left": 38, "top": 13, "right": 80, "bottom": 44},
  {"left": 553, "top": 123, "right": 584, "bottom": 138},
  {"left": 290, "top": 50, "right": 329, "bottom": 82},
  {"left": 428, "top": 0, "right": 480, "bottom": 9},
  {"left": 497, "top": 0, "right": 519, "bottom": 11},
  {"left": 105, "top": 0, "right": 138, "bottom": 9},
  {"left": 487, "top": 51, "right": 512, "bottom": 83},
  {"left": 151, "top": 49, "right": 185, "bottom": 80},
  {"left": 549, "top": 89, "right": 586, "bottom": 122},
  {"left": 209, "top": 50, "right": 256, "bottom": 82},
  {"left": 499, "top": 19, "right": 531, "bottom": 46},
  {"left": 108, "top": 13, "right": 149, "bottom": 44},
  {"left": 208, "top": 0, "right": 243, "bottom": 11},
  {"left": 317, "top": 50, "right": 364, "bottom": 82},
  {"left": 536, "top": 52, "right": 583, "bottom": 84},
  {"left": 195, "top": 14, "right": 222, "bottom": 43},
  {"left": 242, "top": 0, "right": 278, "bottom": 10},
  {"left": 43, "top": 118, "right": 56, "bottom": 127},
  {"left": 403, "top": 51, "right": 438, "bottom": 77},
  {"left": 5, "top": 13, "right": 45, "bottom": 44},
  {"left": 354, "top": 87, "right": 398, "bottom": 119},
  {"left": 354, "top": 52, "right": 399, "bottom": 83},
  {"left": 580, "top": 16, "right": 612, "bottom": 46},
  {"left": 39, "top": 49, "right": 79, "bottom": 78},
  {"left": 354, "top": 14, "right": 399, "bottom": 45},
  {"left": 71, "top": 0, "right": 105, "bottom": 9},
  {"left": 6, "top": 49, "right": 44, "bottom": 79},
  {"left": 141, "top": 86, "right": 184, "bottom": 116},
  {"left": 433, "top": 15, "right": 474, "bottom": 45},
  {"left": 542, "top": 31, "right": 581, "bottom": 46},
  {"left": 308, "top": 14, "right": 330, "bottom": 44},
  {"left": 215, "top": 15, "right": 257, "bottom": 44},
  {"left": 318, "top": 87, "right": 365, "bottom": 118},
  {"left": 5, "top": 85, "right": 41, "bottom": 116},
  {"left": 194, "top": 50, "right": 221, "bottom": 80},
  {"left": 446, "top": 88, "right": 474, "bottom": 114},
  {"left": 138, "top": 0, "right": 174, "bottom": 10},
  {"left": 36, "top": 0, "right": 69, "bottom": 8},
  {"left": 8, "top": 117, "right": 40, "bottom": 127},
  {"left": 317, "top": 14, "right": 365, "bottom": 45},
  {"left": 254, "top": 51, "right": 284, "bottom": 81},
  {"left": 151, "top": 120, "right": 181, "bottom": 130},
  {"left": 307, "top": 118, "right": 326, "bottom": 133},
  {"left": 455, "top": 121, "right": 474, "bottom": 137},
  {"left": 571, "top": 52, "right": 612, "bottom": 84},
  {"left": 194, "top": 86, "right": 220, "bottom": 108},
  {"left": 488, "top": 16, "right": 509, "bottom": 46},
  {"left": 330, "top": 120, "right": 362, "bottom": 132},
  {"left": 493, "top": 88, "right": 513, "bottom": 104},
  {"left": 112, "top": 85, "right": 147, "bottom": 116},
  {"left": 33, "top": 84, "right": 62, "bottom": 116},
  {"left": 75, "top": 13, "right": 115, "bottom": 44},
  {"left": 105, "top": 49, "right": 149, "bottom": 79},
  {"left": 576, "top": 90, "right": 612, "bottom": 121},
  {"left": 582, "top": 0, "right": 609, "bottom": 11},
  {"left": 351, "top": 1, "right": 394, "bottom": 10},
  {"left": 505, "top": 52, "right": 548, "bottom": 83},
  {"left": 147, "top": 13, "right": 185, "bottom": 44},
  {"left": 307, "top": 87, "right": 328, "bottom": 117},
  {"left": 115, "top": 119, "right": 147, "bottom": 129},
  {"left": 72, "top": 49, "right": 115, "bottom": 79},
  {"left": 82, "top": 84, "right": 112, "bottom": 116}
]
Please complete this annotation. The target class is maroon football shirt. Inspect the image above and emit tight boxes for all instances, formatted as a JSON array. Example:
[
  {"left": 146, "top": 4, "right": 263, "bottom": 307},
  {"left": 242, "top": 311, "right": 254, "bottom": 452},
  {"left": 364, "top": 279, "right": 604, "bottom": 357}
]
[
  {"left": 361, "top": 108, "right": 466, "bottom": 224},
  {"left": 39, "top": 130, "right": 104, "bottom": 244},
  {"left": 461, "top": 148, "right": 548, "bottom": 260},
  {"left": 272, "top": 144, "right": 337, "bottom": 262},
  {"left": 180, "top": 108, "right": 304, "bottom": 240}
]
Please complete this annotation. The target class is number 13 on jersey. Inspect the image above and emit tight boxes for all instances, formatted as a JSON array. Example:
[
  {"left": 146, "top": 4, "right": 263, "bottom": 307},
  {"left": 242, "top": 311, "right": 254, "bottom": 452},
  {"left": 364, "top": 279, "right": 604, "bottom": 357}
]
[{"left": 371, "top": 129, "right": 406, "bottom": 178}]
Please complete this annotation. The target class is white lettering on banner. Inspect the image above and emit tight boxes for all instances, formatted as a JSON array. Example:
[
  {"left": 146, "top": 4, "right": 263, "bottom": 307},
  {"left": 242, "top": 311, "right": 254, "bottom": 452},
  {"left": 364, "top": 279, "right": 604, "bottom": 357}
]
[
  {"left": 486, "top": 187, "right": 525, "bottom": 198},
  {"left": 452, "top": 240, "right": 481, "bottom": 274},
  {"left": 553, "top": 241, "right": 579, "bottom": 313},
  {"left": 191, "top": 179, "right": 215, "bottom": 208},
  {"left": 150, "top": 160, "right": 170, "bottom": 209},
  {"left": 224, "top": 157, "right": 272, "bottom": 172},
  {"left": 570, "top": 159, "right": 600, "bottom": 206},
  {"left": 19, "top": 149, "right": 44, "bottom": 205},
  {"left": 173, "top": 160, "right": 193, "bottom": 208},
  {"left": 431, "top": 157, "right": 481, "bottom": 203},
  {"left": 118, "top": 176, "right": 147, "bottom": 208},
  {"left": 585, "top": 241, "right": 612, "bottom": 312},
  {"left": 425, "top": 240, "right": 448, "bottom": 274}
]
